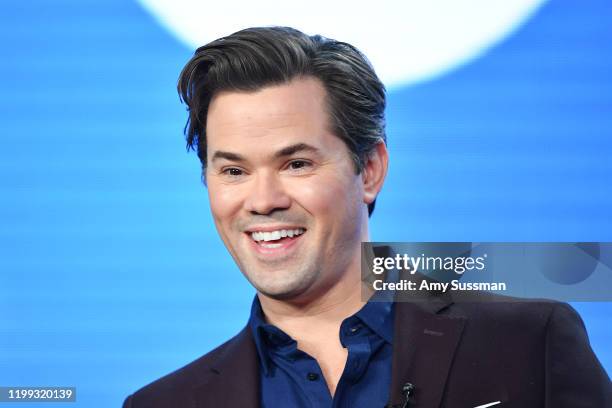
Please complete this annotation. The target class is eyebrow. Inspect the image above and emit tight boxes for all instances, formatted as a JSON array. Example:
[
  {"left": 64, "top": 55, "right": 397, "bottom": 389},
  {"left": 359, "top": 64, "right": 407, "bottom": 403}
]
[
  {"left": 211, "top": 151, "right": 245, "bottom": 163},
  {"left": 210, "top": 143, "right": 320, "bottom": 163},
  {"left": 273, "top": 143, "right": 319, "bottom": 158}
]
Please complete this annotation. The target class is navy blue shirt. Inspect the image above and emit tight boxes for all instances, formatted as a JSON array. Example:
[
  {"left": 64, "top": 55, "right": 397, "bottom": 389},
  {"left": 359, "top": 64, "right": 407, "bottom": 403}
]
[{"left": 248, "top": 295, "right": 395, "bottom": 408}]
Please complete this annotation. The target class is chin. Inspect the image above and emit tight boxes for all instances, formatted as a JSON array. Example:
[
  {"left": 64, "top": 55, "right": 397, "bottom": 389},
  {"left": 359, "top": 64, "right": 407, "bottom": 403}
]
[
  {"left": 251, "top": 273, "right": 316, "bottom": 301},
  {"left": 253, "top": 280, "right": 303, "bottom": 298}
]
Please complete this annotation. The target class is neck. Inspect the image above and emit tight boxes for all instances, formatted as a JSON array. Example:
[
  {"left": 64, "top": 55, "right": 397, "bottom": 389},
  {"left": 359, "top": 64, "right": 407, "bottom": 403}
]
[{"left": 258, "top": 257, "right": 374, "bottom": 342}]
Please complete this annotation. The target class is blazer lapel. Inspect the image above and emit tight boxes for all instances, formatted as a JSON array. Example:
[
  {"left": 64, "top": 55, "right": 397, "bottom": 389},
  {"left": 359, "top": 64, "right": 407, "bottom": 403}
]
[
  {"left": 387, "top": 296, "right": 466, "bottom": 408},
  {"left": 193, "top": 326, "right": 260, "bottom": 408}
]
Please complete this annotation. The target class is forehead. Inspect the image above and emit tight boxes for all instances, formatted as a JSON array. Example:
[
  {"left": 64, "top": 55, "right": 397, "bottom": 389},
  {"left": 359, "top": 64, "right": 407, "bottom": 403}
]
[{"left": 205, "top": 77, "right": 335, "bottom": 151}]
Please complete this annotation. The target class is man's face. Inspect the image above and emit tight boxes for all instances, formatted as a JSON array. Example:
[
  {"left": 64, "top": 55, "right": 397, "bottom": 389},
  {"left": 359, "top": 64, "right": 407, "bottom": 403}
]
[{"left": 205, "top": 77, "right": 371, "bottom": 301}]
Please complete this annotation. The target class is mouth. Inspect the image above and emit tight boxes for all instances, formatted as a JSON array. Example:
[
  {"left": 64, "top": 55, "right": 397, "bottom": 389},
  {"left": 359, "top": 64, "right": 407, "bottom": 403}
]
[{"left": 245, "top": 227, "right": 306, "bottom": 253}]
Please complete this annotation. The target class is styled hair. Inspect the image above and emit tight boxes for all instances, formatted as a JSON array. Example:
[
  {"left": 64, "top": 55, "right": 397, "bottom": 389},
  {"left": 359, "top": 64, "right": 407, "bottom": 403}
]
[{"left": 177, "top": 26, "right": 386, "bottom": 216}]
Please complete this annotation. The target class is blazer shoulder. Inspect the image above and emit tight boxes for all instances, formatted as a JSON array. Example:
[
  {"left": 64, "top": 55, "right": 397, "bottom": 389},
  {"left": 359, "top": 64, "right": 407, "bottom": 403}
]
[
  {"left": 124, "top": 326, "right": 251, "bottom": 408},
  {"left": 453, "top": 292, "right": 563, "bottom": 318},
  {"left": 444, "top": 293, "right": 580, "bottom": 339}
]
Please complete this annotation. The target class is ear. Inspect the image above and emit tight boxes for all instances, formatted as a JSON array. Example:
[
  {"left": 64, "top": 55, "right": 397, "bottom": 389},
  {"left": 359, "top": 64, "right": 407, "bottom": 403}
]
[{"left": 362, "top": 141, "right": 389, "bottom": 206}]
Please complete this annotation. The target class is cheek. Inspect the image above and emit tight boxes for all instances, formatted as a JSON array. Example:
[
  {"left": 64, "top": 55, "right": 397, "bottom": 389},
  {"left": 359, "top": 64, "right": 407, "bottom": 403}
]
[
  {"left": 207, "top": 183, "right": 243, "bottom": 223},
  {"left": 287, "top": 173, "right": 362, "bottom": 216}
]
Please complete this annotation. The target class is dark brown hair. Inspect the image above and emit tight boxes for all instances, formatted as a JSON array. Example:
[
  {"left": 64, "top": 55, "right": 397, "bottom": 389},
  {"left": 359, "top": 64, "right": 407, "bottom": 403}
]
[{"left": 178, "top": 26, "right": 386, "bottom": 215}]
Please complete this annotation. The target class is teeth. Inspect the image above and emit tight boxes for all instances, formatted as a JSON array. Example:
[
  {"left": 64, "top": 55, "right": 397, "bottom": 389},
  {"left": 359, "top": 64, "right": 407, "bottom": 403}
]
[
  {"left": 250, "top": 228, "right": 305, "bottom": 242},
  {"left": 260, "top": 242, "right": 282, "bottom": 249}
]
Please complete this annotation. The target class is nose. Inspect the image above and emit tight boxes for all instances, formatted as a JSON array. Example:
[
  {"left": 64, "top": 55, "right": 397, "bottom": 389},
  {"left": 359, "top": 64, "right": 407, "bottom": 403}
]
[{"left": 244, "top": 171, "right": 291, "bottom": 215}]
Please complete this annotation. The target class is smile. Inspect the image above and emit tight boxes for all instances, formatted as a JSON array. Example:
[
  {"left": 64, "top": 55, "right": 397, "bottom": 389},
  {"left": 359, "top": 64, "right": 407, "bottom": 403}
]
[
  {"left": 247, "top": 228, "right": 306, "bottom": 251},
  {"left": 251, "top": 228, "right": 305, "bottom": 242}
]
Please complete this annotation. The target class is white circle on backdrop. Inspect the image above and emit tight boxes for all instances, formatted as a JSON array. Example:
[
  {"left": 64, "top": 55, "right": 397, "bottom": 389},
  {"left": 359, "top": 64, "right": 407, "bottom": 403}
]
[{"left": 137, "top": 0, "right": 547, "bottom": 87}]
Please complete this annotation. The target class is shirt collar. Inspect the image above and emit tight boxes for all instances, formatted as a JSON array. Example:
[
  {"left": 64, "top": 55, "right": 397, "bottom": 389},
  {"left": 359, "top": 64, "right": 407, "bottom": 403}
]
[
  {"left": 353, "top": 290, "right": 395, "bottom": 344},
  {"left": 248, "top": 293, "right": 395, "bottom": 375},
  {"left": 248, "top": 295, "right": 277, "bottom": 376}
]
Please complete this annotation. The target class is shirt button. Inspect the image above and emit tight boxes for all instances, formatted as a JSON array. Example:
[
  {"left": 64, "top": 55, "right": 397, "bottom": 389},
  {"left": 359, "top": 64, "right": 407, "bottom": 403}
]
[
  {"left": 307, "top": 372, "right": 319, "bottom": 381},
  {"left": 349, "top": 325, "right": 361, "bottom": 334}
]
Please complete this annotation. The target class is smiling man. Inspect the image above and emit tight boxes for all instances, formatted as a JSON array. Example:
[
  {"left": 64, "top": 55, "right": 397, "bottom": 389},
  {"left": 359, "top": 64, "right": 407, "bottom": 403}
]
[
  {"left": 205, "top": 78, "right": 379, "bottom": 308},
  {"left": 202, "top": 75, "right": 387, "bottom": 401},
  {"left": 124, "top": 27, "right": 610, "bottom": 408}
]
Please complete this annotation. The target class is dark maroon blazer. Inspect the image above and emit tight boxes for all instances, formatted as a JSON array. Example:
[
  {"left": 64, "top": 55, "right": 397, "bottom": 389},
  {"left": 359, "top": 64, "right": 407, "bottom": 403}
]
[{"left": 123, "top": 292, "right": 610, "bottom": 407}]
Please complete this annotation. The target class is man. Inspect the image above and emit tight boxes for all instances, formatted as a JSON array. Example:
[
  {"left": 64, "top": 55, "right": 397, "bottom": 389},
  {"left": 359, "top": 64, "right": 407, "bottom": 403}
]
[{"left": 124, "top": 27, "right": 610, "bottom": 407}]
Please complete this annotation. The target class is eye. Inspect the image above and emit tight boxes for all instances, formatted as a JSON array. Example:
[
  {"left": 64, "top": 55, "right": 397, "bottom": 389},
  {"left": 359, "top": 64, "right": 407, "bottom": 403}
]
[
  {"left": 287, "top": 160, "right": 311, "bottom": 171},
  {"left": 221, "top": 167, "right": 244, "bottom": 177}
]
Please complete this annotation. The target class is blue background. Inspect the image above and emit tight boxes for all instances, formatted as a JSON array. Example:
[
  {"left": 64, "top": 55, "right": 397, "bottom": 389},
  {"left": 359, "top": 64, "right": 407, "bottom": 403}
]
[{"left": 0, "top": 0, "right": 610, "bottom": 406}]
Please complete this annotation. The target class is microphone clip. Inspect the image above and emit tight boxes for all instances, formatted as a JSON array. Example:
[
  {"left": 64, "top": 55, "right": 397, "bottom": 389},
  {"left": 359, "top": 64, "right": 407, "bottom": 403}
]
[
  {"left": 401, "top": 382, "right": 415, "bottom": 408},
  {"left": 383, "top": 382, "right": 415, "bottom": 408}
]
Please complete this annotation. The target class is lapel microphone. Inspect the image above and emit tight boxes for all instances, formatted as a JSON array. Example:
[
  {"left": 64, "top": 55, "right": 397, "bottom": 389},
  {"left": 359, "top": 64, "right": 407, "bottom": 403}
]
[
  {"left": 401, "top": 382, "right": 415, "bottom": 408},
  {"left": 384, "top": 382, "right": 415, "bottom": 408}
]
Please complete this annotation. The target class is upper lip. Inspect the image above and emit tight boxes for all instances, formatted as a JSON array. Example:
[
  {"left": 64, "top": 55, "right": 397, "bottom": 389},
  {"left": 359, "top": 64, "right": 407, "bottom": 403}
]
[{"left": 244, "top": 225, "right": 306, "bottom": 233}]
